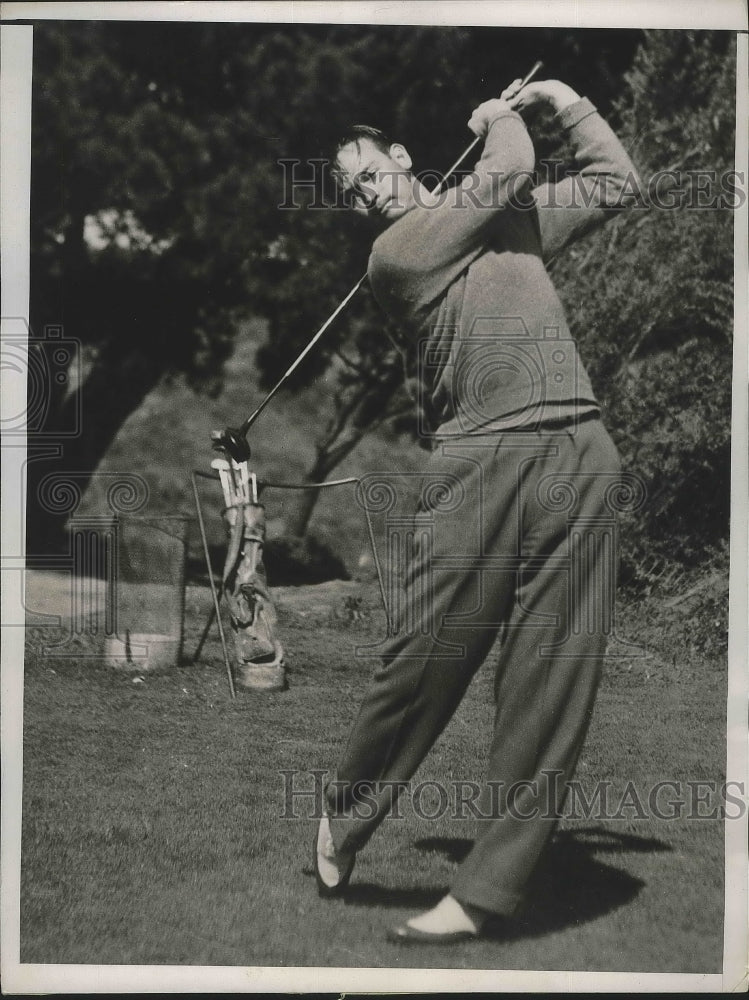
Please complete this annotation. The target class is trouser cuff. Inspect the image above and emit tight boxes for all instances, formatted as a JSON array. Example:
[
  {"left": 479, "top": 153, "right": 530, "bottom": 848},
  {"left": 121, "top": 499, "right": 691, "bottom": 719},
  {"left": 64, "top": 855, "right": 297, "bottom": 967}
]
[{"left": 450, "top": 883, "right": 522, "bottom": 918}]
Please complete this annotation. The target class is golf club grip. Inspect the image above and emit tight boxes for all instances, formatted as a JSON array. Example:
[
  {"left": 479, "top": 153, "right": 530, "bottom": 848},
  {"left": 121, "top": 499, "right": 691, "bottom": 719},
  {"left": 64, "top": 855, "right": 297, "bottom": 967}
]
[{"left": 236, "top": 59, "right": 544, "bottom": 439}]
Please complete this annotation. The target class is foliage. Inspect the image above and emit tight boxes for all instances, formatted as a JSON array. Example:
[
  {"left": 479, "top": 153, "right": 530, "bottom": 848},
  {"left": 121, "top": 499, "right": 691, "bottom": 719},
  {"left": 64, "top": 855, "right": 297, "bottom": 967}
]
[
  {"left": 31, "top": 22, "right": 259, "bottom": 389},
  {"left": 551, "top": 30, "right": 736, "bottom": 575}
]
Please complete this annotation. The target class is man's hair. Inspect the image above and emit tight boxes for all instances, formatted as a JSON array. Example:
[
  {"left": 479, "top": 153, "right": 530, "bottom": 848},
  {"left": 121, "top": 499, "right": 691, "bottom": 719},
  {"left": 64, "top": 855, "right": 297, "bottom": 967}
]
[{"left": 330, "top": 125, "right": 393, "bottom": 188}]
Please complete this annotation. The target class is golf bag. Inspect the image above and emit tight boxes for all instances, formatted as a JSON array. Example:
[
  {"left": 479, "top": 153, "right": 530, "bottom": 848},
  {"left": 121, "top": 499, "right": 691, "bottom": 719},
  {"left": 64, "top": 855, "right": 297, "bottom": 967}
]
[{"left": 222, "top": 499, "right": 286, "bottom": 691}]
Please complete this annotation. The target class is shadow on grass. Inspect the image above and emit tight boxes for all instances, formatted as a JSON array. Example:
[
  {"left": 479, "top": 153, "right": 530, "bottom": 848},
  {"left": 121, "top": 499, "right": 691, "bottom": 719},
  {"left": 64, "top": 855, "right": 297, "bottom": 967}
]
[
  {"left": 340, "top": 826, "right": 667, "bottom": 939},
  {"left": 343, "top": 883, "right": 448, "bottom": 909},
  {"left": 509, "top": 827, "right": 664, "bottom": 939}
]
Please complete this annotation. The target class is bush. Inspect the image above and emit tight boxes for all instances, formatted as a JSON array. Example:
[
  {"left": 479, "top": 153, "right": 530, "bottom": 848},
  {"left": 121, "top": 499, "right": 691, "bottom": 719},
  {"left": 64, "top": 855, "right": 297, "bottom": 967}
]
[{"left": 553, "top": 30, "right": 735, "bottom": 577}]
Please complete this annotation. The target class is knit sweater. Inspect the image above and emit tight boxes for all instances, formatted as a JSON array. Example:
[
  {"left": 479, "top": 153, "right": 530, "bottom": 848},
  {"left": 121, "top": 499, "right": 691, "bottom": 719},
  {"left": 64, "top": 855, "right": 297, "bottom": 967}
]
[{"left": 367, "top": 98, "right": 641, "bottom": 437}]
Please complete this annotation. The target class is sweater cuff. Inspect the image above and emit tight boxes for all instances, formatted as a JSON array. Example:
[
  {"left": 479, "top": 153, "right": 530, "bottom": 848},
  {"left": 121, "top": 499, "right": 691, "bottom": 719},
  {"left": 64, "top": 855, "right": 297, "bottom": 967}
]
[
  {"left": 485, "top": 108, "right": 526, "bottom": 131},
  {"left": 556, "top": 96, "right": 597, "bottom": 130}
]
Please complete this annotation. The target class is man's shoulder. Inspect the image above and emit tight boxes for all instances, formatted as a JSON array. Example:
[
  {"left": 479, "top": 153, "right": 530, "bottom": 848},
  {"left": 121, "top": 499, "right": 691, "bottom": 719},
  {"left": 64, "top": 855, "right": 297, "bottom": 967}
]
[{"left": 369, "top": 200, "right": 459, "bottom": 273}]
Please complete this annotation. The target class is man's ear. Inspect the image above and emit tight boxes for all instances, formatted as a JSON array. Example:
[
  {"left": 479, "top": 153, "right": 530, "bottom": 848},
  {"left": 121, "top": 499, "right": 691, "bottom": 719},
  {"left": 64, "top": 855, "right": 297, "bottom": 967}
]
[{"left": 389, "top": 143, "right": 412, "bottom": 170}]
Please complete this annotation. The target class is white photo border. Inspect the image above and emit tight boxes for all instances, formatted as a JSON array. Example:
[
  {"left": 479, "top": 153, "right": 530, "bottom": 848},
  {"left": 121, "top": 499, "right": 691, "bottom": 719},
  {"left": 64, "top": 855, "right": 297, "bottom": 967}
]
[{"left": 1, "top": 2, "right": 747, "bottom": 993}]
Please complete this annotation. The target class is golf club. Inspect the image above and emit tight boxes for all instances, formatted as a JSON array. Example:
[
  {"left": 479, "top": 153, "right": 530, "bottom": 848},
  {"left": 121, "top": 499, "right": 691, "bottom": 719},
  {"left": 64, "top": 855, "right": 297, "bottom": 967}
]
[{"left": 213, "top": 60, "right": 543, "bottom": 462}]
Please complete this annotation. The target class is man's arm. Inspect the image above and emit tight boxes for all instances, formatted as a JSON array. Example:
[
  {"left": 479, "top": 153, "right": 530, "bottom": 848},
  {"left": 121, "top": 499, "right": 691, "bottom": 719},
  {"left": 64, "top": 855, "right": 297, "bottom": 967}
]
[
  {"left": 416, "top": 100, "right": 536, "bottom": 259},
  {"left": 464, "top": 97, "right": 537, "bottom": 220},
  {"left": 509, "top": 80, "right": 644, "bottom": 262}
]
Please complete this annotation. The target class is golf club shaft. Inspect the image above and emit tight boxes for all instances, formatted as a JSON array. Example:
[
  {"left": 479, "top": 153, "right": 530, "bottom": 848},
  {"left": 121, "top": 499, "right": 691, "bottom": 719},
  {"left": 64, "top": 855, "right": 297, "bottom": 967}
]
[
  {"left": 191, "top": 472, "right": 236, "bottom": 699},
  {"left": 239, "top": 274, "right": 367, "bottom": 435},
  {"left": 431, "top": 60, "right": 544, "bottom": 196},
  {"left": 238, "top": 59, "right": 544, "bottom": 439}
]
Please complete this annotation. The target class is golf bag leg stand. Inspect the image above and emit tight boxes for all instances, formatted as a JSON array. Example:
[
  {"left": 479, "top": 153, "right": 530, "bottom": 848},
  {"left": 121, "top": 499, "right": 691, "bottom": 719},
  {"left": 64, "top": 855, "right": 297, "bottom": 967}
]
[{"left": 222, "top": 500, "right": 286, "bottom": 692}]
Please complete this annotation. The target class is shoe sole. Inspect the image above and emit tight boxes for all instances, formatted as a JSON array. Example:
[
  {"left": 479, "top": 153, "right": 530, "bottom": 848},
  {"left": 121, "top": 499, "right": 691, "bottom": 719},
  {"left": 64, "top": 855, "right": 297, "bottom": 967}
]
[{"left": 386, "top": 925, "right": 479, "bottom": 945}]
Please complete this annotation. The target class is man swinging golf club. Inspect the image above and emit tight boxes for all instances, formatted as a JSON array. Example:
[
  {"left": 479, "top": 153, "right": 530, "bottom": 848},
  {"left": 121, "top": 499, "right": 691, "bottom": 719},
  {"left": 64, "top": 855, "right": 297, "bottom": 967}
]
[{"left": 314, "top": 75, "right": 642, "bottom": 943}]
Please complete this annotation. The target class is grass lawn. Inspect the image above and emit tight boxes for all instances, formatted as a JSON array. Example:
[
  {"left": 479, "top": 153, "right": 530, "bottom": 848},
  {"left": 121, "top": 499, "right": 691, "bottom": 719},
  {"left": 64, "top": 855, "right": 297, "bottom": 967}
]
[{"left": 20, "top": 576, "right": 727, "bottom": 973}]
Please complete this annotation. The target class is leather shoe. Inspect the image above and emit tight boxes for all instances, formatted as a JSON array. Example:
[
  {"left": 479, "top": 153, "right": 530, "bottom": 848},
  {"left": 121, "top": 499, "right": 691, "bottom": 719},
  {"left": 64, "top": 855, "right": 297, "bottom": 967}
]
[{"left": 313, "top": 816, "right": 355, "bottom": 898}]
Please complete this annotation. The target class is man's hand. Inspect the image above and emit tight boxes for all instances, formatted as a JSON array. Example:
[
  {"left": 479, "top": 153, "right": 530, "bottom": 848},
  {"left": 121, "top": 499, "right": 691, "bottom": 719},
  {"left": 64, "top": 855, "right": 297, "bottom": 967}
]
[
  {"left": 500, "top": 79, "right": 580, "bottom": 112},
  {"left": 467, "top": 98, "right": 516, "bottom": 138},
  {"left": 467, "top": 80, "right": 582, "bottom": 137},
  {"left": 500, "top": 78, "right": 581, "bottom": 115}
]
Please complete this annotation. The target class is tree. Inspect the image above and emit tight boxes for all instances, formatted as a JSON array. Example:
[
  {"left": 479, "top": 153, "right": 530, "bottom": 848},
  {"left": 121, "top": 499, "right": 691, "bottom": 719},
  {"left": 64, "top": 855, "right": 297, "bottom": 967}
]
[{"left": 29, "top": 22, "right": 265, "bottom": 552}]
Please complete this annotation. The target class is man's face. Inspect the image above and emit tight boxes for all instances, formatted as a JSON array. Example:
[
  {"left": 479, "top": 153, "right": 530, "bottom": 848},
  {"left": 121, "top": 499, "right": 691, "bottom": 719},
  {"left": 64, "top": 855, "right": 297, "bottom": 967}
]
[{"left": 335, "top": 137, "right": 416, "bottom": 224}]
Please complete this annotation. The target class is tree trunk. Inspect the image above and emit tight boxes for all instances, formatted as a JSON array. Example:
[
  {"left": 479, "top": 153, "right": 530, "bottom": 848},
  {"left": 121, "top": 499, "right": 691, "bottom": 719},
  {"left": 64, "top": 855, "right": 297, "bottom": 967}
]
[
  {"left": 25, "top": 353, "right": 165, "bottom": 561},
  {"left": 283, "top": 429, "right": 366, "bottom": 539},
  {"left": 282, "top": 367, "right": 407, "bottom": 539}
]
